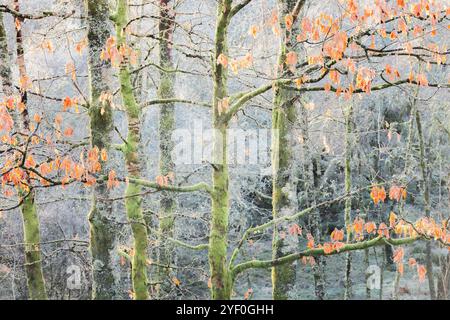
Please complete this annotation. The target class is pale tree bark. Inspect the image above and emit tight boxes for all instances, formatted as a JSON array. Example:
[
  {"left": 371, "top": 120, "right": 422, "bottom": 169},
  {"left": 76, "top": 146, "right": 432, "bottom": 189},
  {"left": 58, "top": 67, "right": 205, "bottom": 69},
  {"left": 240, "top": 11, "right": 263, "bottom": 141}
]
[
  {"left": 12, "top": 1, "right": 48, "bottom": 300},
  {"left": 85, "top": 0, "right": 121, "bottom": 299},
  {"left": 113, "top": 0, "right": 149, "bottom": 300},
  {"left": 156, "top": 0, "right": 177, "bottom": 299}
]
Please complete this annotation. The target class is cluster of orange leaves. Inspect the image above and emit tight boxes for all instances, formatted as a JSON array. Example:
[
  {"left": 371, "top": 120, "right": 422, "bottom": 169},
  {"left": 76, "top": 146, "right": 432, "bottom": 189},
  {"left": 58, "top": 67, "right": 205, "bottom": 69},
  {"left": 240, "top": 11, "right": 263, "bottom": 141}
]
[
  {"left": 392, "top": 247, "right": 427, "bottom": 282},
  {"left": 155, "top": 172, "right": 175, "bottom": 187},
  {"left": 260, "top": 0, "right": 449, "bottom": 95},
  {"left": 100, "top": 36, "right": 138, "bottom": 67},
  {"left": 287, "top": 205, "right": 450, "bottom": 262},
  {"left": 1, "top": 139, "right": 109, "bottom": 196},
  {"left": 370, "top": 184, "right": 407, "bottom": 205},
  {"left": 216, "top": 52, "right": 253, "bottom": 74}
]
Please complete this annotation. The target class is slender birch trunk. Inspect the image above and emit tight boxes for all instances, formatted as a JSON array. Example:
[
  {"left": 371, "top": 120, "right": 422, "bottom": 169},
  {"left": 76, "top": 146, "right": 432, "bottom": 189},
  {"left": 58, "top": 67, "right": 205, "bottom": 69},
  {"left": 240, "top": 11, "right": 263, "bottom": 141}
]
[{"left": 113, "top": 0, "right": 149, "bottom": 300}]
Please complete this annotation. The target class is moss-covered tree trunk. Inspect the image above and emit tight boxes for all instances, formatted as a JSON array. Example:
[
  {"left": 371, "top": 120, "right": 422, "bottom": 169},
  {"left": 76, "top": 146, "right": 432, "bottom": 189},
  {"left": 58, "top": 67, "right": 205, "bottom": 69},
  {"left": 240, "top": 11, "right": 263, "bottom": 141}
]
[
  {"left": 155, "top": 0, "right": 177, "bottom": 298},
  {"left": 415, "top": 109, "right": 436, "bottom": 300},
  {"left": 21, "top": 194, "right": 47, "bottom": 300},
  {"left": 114, "top": 0, "right": 149, "bottom": 300},
  {"left": 343, "top": 103, "right": 353, "bottom": 299},
  {"left": 208, "top": 0, "right": 232, "bottom": 300},
  {"left": 299, "top": 103, "right": 326, "bottom": 300},
  {"left": 85, "top": 0, "right": 120, "bottom": 299},
  {"left": 271, "top": 0, "right": 304, "bottom": 300},
  {"left": 11, "top": 1, "right": 48, "bottom": 300}
]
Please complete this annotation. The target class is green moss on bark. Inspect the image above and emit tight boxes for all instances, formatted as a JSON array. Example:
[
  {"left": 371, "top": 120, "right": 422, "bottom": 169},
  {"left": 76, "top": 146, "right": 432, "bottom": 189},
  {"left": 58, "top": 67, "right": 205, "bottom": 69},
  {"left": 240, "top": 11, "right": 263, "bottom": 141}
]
[
  {"left": 114, "top": 0, "right": 149, "bottom": 300},
  {"left": 270, "top": 0, "right": 301, "bottom": 300},
  {"left": 156, "top": 0, "right": 176, "bottom": 298},
  {"left": 85, "top": 0, "right": 118, "bottom": 300},
  {"left": 207, "top": 0, "right": 234, "bottom": 300},
  {"left": 22, "top": 194, "right": 47, "bottom": 300}
]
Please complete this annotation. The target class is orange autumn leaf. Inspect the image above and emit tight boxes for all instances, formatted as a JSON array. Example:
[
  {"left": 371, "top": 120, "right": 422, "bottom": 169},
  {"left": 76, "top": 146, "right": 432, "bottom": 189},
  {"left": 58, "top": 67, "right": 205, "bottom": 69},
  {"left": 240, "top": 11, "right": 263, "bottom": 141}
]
[
  {"left": 384, "top": 64, "right": 393, "bottom": 75},
  {"left": 294, "top": 78, "right": 303, "bottom": 88},
  {"left": 288, "top": 223, "right": 302, "bottom": 236},
  {"left": 100, "top": 148, "right": 108, "bottom": 162},
  {"left": 284, "top": 14, "right": 293, "bottom": 31},
  {"left": 389, "top": 211, "right": 397, "bottom": 228},
  {"left": 370, "top": 186, "right": 386, "bottom": 205},
  {"left": 244, "top": 288, "right": 253, "bottom": 300},
  {"left": 65, "top": 62, "right": 77, "bottom": 81},
  {"left": 329, "top": 70, "right": 340, "bottom": 84},
  {"left": 353, "top": 217, "right": 364, "bottom": 237},
  {"left": 412, "top": 3, "right": 422, "bottom": 17},
  {"left": 63, "top": 127, "right": 74, "bottom": 137},
  {"left": 63, "top": 96, "right": 74, "bottom": 111},
  {"left": 42, "top": 39, "right": 54, "bottom": 53},
  {"left": 217, "top": 53, "right": 228, "bottom": 68},
  {"left": 286, "top": 51, "right": 297, "bottom": 66},
  {"left": 364, "top": 221, "right": 377, "bottom": 234},
  {"left": 107, "top": 170, "right": 119, "bottom": 189},
  {"left": 330, "top": 228, "right": 344, "bottom": 242},
  {"left": 248, "top": 25, "right": 259, "bottom": 38},
  {"left": 172, "top": 277, "right": 181, "bottom": 287},
  {"left": 323, "top": 242, "right": 334, "bottom": 254},
  {"left": 389, "top": 185, "right": 407, "bottom": 201},
  {"left": 33, "top": 114, "right": 41, "bottom": 123},
  {"left": 75, "top": 38, "right": 88, "bottom": 55},
  {"left": 25, "top": 155, "right": 36, "bottom": 168},
  {"left": 19, "top": 75, "right": 31, "bottom": 91},
  {"left": 390, "top": 31, "right": 398, "bottom": 40},
  {"left": 306, "top": 233, "right": 315, "bottom": 249},
  {"left": 15, "top": 18, "right": 21, "bottom": 31},
  {"left": 417, "top": 264, "right": 427, "bottom": 282},
  {"left": 301, "top": 17, "right": 312, "bottom": 33},
  {"left": 417, "top": 73, "right": 428, "bottom": 86},
  {"left": 393, "top": 247, "right": 404, "bottom": 264},
  {"left": 156, "top": 175, "right": 168, "bottom": 187},
  {"left": 398, "top": 262, "right": 404, "bottom": 275},
  {"left": 398, "top": 19, "right": 408, "bottom": 34},
  {"left": 377, "top": 222, "right": 390, "bottom": 238}
]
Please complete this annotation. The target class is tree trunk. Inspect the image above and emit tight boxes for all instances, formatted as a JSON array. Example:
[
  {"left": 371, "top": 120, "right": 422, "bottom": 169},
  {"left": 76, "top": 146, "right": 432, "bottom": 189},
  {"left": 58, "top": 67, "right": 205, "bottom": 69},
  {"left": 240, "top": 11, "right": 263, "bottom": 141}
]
[
  {"left": 13, "top": 1, "right": 48, "bottom": 300},
  {"left": 271, "top": 0, "right": 304, "bottom": 300},
  {"left": 415, "top": 109, "right": 436, "bottom": 300},
  {"left": 156, "top": 0, "right": 177, "bottom": 299},
  {"left": 208, "top": 0, "right": 232, "bottom": 300},
  {"left": 299, "top": 96, "right": 326, "bottom": 299},
  {"left": 85, "top": 0, "right": 120, "bottom": 300},
  {"left": 344, "top": 103, "right": 353, "bottom": 299},
  {"left": 114, "top": 0, "right": 149, "bottom": 300}
]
